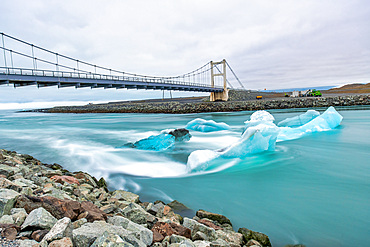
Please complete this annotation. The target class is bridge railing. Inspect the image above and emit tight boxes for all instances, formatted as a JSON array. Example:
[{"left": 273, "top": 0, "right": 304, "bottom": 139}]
[{"left": 0, "top": 66, "right": 222, "bottom": 89}]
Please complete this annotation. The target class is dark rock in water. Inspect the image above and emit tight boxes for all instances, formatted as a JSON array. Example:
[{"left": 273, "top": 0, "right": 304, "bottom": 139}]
[
  {"left": 168, "top": 128, "right": 192, "bottom": 142},
  {"left": 167, "top": 200, "right": 189, "bottom": 211},
  {"left": 196, "top": 209, "right": 232, "bottom": 226},
  {"left": 238, "top": 227, "right": 271, "bottom": 247}
]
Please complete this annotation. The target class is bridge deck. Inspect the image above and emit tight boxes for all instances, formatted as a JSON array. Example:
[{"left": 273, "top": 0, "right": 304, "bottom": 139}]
[{"left": 0, "top": 73, "right": 223, "bottom": 92}]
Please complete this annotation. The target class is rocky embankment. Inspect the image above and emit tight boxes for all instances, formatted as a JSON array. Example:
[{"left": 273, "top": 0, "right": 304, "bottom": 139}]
[
  {"left": 0, "top": 149, "right": 276, "bottom": 247},
  {"left": 32, "top": 94, "right": 369, "bottom": 114}
]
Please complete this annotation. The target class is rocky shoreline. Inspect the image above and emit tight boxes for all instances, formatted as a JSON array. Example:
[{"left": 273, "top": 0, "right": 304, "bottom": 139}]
[
  {"left": 29, "top": 94, "right": 369, "bottom": 114},
  {"left": 0, "top": 148, "right": 291, "bottom": 247}
]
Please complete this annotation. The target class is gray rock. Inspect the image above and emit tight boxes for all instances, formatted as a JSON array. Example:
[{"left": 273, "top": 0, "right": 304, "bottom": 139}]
[
  {"left": 0, "top": 214, "right": 14, "bottom": 224},
  {"left": 43, "top": 217, "right": 73, "bottom": 243},
  {"left": 246, "top": 239, "right": 262, "bottom": 247},
  {"left": 42, "top": 187, "right": 73, "bottom": 200},
  {"left": 146, "top": 202, "right": 165, "bottom": 216},
  {"left": 10, "top": 207, "right": 27, "bottom": 215},
  {"left": 108, "top": 215, "right": 153, "bottom": 246},
  {"left": 0, "top": 177, "right": 22, "bottom": 192},
  {"left": 238, "top": 228, "right": 271, "bottom": 247},
  {"left": 0, "top": 188, "right": 20, "bottom": 216},
  {"left": 72, "top": 220, "right": 146, "bottom": 247},
  {"left": 16, "top": 239, "right": 40, "bottom": 247},
  {"left": 210, "top": 239, "right": 230, "bottom": 247},
  {"left": 179, "top": 240, "right": 196, "bottom": 247},
  {"left": 122, "top": 203, "right": 156, "bottom": 226},
  {"left": 21, "top": 207, "right": 57, "bottom": 230},
  {"left": 73, "top": 218, "right": 88, "bottom": 229},
  {"left": 111, "top": 190, "right": 140, "bottom": 203},
  {"left": 216, "top": 230, "right": 243, "bottom": 247},
  {"left": 192, "top": 232, "right": 208, "bottom": 241},
  {"left": 183, "top": 218, "right": 217, "bottom": 242},
  {"left": 169, "top": 234, "right": 188, "bottom": 244},
  {"left": 193, "top": 240, "right": 211, "bottom": 247},
  {"left": 91, "top": 231, "right": 134, "bottom": 247},
  {"left": 0, "top": 164, "right": 20, "bottom": 177},
  {"left": 11, "top": 208, "right": 28, "bottom": 226}
]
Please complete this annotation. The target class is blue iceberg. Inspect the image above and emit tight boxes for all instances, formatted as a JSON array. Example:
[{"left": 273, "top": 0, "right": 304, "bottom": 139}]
[
  {"left": 277, "top": 110, "right": 320, "bottom": 127},
  {"left": 185, "top": 118, "right": 230, "bottom": 132},
  {"left": 187, "top": 107, "right": 343, "bottom": 172},
  {"left": 123, "top": 133, "right": 176, "bottom": 151},
  {"left": 187, "top": 111, "right": 279, "bottom": 172},
  {"left": 277, "top": 106, "right": 343, "bottom": 141}
]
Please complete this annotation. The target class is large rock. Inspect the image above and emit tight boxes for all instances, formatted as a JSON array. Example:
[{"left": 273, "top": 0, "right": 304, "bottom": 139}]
[
  {"left": 0, "top": 177, "right": 22, "bottom": 192},
  {"left": 238, "top": 228, "right": 271, "bottom": 247},
  {"left": 183, "top": 218, "right": 217, "bottom": 242},
  {"left": 151, "top": 222, "right": 191, "bottom": 243},
  {"left": 111, "top": 190, "right": 140, "bottom": 203},
  {"left": 0, "top": 164, "right": 20, "bottom": 177},
  {"left": 122, "top": 203, "right": 156, "bottom": 226},
  {"left": 15, "top": 195, "right": 106, "bottom": 222},
  {"left": 21, "top": 207, "right": 57, "bottom": 231},
  {"left": 108, "top": 215, "right": 153, "bottom": 246},
  {"left": 216, "top": 230, "right": 243, "bottom": 247},
  {"left": 196, "top": 210, "right": 232, "bottom": 226},
  {"left": 72, "top": 221, "right": 145, "bottom": 247},
  {"left": 91, "top": 231, "right": 134, "bottom": 247},
  {"left": 42, "top": 217, "right": 72, "bottom": 243},
  {"left": 0, "top": 188, "right": 20, "bottom": 216},
  {"left": 80, "top": 201, "right": 107, "bottom": 222}
]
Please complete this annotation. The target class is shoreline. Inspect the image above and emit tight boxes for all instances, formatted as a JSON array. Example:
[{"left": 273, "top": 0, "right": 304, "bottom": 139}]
[
  {"left": 27, "top": 94, "right": 370, "bottom": 114},
  {"left": 0, "top": 148, "right": 278, "bottom": 247}
]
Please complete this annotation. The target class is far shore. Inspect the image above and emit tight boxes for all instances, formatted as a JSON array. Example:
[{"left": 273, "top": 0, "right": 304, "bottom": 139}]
[{"left": 24, "top": 83, "right": 370, "bottom": 114}]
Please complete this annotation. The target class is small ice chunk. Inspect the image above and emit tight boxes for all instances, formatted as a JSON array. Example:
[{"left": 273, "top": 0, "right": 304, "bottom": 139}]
[
  {"left": 122, "top": 133, "right": 175, "bottom": 151},
  {"left": 278, "top": 110, "right": 320, "bottom": 127},
  {"left": 185, "top": 118, "right": 230, "bottom": 132},
  {"left": 277, "top": 106, "right": 343, "bottom": 141}
]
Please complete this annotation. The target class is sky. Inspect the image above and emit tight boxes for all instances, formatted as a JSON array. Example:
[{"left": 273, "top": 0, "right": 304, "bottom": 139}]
[{"left": 0, "top": 0, "right": 369, "bottom": 107}]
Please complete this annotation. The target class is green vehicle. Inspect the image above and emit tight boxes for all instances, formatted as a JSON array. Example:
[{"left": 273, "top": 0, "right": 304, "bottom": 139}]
[{"left": 307, "top": 89, "right": 322, "bottom": 97}]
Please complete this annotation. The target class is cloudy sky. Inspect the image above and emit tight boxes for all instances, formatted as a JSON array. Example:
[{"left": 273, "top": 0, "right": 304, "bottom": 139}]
[{"left": 0, "top": 0, "right": 369, "bottom": 105}]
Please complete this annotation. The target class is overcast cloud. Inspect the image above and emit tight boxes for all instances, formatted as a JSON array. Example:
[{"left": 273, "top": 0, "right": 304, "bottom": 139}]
[{"left": 0, "top": 0, "right": 369, "bottom": 104}]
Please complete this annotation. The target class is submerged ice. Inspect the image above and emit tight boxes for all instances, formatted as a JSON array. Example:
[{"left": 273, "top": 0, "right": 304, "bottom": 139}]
[
  {"left": 187, "top": 107, "right": 343, "bottom": 172},
  {"left": 185, "top": 118, "right": 230, "bottom": 132}
]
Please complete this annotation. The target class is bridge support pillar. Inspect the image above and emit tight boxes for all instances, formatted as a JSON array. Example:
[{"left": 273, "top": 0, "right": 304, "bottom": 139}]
[{"left": 210, "top": 59, "right": 229, "bottom": 101}]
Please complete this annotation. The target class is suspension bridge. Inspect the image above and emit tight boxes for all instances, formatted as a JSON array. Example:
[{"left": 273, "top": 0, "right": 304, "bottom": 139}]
[{"left": 0, "top": 33, "right": 245, "bottom": 101}]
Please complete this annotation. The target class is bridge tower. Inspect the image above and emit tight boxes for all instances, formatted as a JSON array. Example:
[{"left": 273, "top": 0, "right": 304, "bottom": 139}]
[{"left": 210, "top": 59, "right": 229, "bottom": 101}]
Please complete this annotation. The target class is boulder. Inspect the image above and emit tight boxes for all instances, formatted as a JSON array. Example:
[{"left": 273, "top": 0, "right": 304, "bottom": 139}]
[
  {"left": 238, "top": 228, "right": 271, "bottom": 247},
  {"left": 146, "top": 202, "right": 165, "bottom": 216},
  {"left": 42, "top": 217, "right": 72, "bottom": 243},
  {"left": 0, "top": 223, "right": 20, "bottom": 240},
  {"left": 11, "top": 208, "right": 28, "bottom": 226},
  {"left": 72, "top": 221, "right": 145, "bottom": 247},
  {"left": 210, "top": 239, "right": 230, "bottom": 247},
  {"left": 21, "top": 207, "right": 57, "bottom": 231},
  {"left": 122, "top": 203, "right": 156, "bottom": 226},
  {"left": 73, "top": 172, "right": 98, "bottom": 187},
  {"left": 0, "top": 188, "right": 20, "bottom": 216},
  {"left": 216, "top": 230, "right": 243, "bottom": 247},
  {"left": 0, "top": 164, "right": 20, "bottom": 177},
  {"left": 151, "top": 222, "right": 191, "bottom": 243},
  {"left": 91, "top": 231, "right": 133, "bottom": 247},
  {"left": 183, "top": 218, "right": 217, "bottom": 242},
  {"left": 16, "top": 239, "right": 40, "bottom": 247},
  {"left": 48, "top": 237, "right": 74, "bottom": 247},
  {"left": 0, "top": 177, "right": 22, "bottom": 192},
  {"left": 0, "top": 215, "right": 14, "bottom": 224},
  {"left": 246, "top": 239, "right": 262, "bottom": 247},
  {"left": 111, "top": 190, "right": 140, "bottom": 203},
  {"left": 196, "top": 210, "right": 232, "bottom": 226},
  {"left": 197, "top": 219, "right": 223, "bottom": 231},
  {"left": 108, "top": 215, "right": 153, "bottom": 246},
  {"left": 193, "top": 240, "right": 211, "bottom": 247},
  {"left": 80, "top": 201, "right": 107, "bottom": 222},
  {"left": 73, "top": 218, "right": 87, "bottom": 229},
  {"left": 51, "top": 175, "right": 80, "bottom": 185},
  {"left": 15, "top": 195, "right": 80, "bottom": 220}
]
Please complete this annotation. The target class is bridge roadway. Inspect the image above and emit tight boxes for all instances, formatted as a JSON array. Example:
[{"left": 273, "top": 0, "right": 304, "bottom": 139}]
[{"left": 0, "top": 69, "right": 224, "bottom": 93}]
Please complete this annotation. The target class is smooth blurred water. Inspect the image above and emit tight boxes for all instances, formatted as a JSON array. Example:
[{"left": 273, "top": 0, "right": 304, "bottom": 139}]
[{"left": 0, "top": 106, "right": 369, "bottom": 247}]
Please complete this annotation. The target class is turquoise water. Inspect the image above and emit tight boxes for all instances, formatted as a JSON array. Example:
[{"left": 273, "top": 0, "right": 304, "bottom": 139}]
[{"left": 0, "top": 106, "right": 369, "bottom": 246}]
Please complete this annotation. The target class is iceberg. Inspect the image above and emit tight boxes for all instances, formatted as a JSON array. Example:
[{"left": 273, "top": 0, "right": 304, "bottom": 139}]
[
  {"left": 277, "top": 106, "right": 343, "bottom": 141},
  {"left": 187, "top": 111, "right": 280, "bottom": 172},
  {"left": 123, "top": 133, "right": 176, "bottom": 151},
  {"left": 185, "top": 118, "right": 230, "bottom": 132},
  {"left": 277, "top": 110, "right": 320, "bottom": 127},
  {"left": 187, "top": 107, "right": 343, "bottom": 172},
  {"left": 121, "top": 128, "right": 192, "bottom": 151}
]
